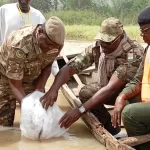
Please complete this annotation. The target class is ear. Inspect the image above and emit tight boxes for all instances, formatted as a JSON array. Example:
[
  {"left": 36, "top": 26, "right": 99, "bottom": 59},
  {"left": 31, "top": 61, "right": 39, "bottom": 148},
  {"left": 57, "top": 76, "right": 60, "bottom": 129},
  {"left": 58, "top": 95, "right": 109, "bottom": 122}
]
[{"left": 37, "top": 25, "right": 44, "bottom": 35}]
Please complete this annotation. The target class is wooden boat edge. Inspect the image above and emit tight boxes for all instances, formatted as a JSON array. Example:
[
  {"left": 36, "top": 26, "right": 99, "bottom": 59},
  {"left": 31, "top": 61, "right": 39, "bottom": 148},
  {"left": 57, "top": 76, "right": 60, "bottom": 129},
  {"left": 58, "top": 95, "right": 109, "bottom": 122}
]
[
  {"left": 60, "top": 84, "right": 135, "bottom": 150},
  {"left": 55, "top": 55, "right": 150, "bottom": 149}
]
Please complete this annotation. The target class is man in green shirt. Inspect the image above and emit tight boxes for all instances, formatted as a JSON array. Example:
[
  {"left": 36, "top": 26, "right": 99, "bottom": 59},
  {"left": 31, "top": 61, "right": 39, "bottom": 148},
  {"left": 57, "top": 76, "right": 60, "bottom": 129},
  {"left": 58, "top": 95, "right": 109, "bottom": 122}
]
[{"left": 112, "top": 7, "right": 150, "bottom": 150}]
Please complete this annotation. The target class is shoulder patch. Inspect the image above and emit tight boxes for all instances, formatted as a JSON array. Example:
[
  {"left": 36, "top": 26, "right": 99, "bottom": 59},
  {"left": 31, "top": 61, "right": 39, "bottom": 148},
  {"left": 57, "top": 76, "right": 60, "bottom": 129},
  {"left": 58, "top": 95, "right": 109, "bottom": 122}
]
[
  {"left": 15, "top": 50, "right": 25, "bottom": 59},
  {"left": 122, "top": 42, "right": 131, "bottom": 52}
]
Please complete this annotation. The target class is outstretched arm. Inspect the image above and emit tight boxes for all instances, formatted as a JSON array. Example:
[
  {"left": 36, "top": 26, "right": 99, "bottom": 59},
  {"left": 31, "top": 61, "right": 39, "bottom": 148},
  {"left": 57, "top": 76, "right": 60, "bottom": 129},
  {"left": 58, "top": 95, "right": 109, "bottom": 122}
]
[
  {"left": 112, "top": 52, "right": 145, "bottom": 128},
  {"left": 9, "top": 79, "right": 26, "bottom": 104},
  {"left": 35, "top": 64, "right": 52, "bottom": 92},
  {"left": 40, "top": 64, "right": 74, "bottom": 109},
  {"left": 40, "top": 45, "right": 95, "bottom": 109},
  {"left": 59, "top": 74, "right": 126, "bottom": 128}
]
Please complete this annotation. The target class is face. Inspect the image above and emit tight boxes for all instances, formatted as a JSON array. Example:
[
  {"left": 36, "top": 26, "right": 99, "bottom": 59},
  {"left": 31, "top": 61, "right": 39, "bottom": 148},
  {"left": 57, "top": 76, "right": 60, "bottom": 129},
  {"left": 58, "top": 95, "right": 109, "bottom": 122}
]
[
  {"left": 100, "top": 35, "right": 123, "bottom": 54},
  {"left": 140, "top": 24, "right": 150, "bottom": 45},
  {"left": 36, "top": 26, "right": 60, "bottom": 53},
  {"left": 18, "top": 0, "right": 31, "bottom": 12}
]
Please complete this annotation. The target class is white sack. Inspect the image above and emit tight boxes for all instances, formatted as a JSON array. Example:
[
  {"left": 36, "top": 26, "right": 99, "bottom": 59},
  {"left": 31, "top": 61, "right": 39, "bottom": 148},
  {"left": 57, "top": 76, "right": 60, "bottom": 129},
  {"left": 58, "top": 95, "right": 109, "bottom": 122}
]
[{"left": 20, "top": 91, "right": 68, "bottom": 140}]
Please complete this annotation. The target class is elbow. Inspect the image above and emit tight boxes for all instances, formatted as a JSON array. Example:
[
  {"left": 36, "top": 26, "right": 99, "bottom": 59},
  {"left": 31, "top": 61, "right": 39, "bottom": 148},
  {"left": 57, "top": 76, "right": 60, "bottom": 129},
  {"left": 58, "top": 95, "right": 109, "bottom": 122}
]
[{"left": 60, "top": 65, "right": 74, "bottom": 77}]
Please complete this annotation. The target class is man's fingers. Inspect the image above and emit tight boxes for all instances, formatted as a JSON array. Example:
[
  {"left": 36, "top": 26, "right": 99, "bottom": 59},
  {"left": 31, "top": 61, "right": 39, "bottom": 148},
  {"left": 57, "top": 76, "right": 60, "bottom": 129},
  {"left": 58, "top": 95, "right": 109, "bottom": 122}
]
[
  {"left": 65, "top": 121, "right": 73, "bottom": 128},
  {"left": 62, "top": 117, "right": 72, "bottom": 128},
  {"left": 59, "top": 113, "right": 67, "bottom": 125},
  {"left": 112, "top": 112, "right": 117, "bottom": 128},
  {"left": 50, "top": 98, "right": 55, "bottom": 106},
  {"left": 60, "top": 116, "right": 69, "bottom": 128},
  {"left": 45, "top": 101, "right": 50, "bottom": 110},
  {"left": 40, "top": 97, "right": 43, "bottom": 102},
  {"left": 117, "top": 112, "right": 121, "bottom": 126},
  {"left": 41, "top": 99, "right": 45, "bottom": 108}
]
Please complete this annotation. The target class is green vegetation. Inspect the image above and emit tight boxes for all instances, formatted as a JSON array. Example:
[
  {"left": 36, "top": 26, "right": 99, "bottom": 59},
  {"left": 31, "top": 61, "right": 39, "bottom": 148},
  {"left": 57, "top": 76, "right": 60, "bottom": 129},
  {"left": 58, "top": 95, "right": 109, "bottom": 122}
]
[
  {"left": 65, "top": 24, "right": 143, "bottom": 42},
  {"left": 0, "top": 0, "right": 147, "bottom": 41},
  {"left": 44, "top": 10, "right": 143, "bottom": 41},
  {"left": 44, "top": 10, "right": 103, "bottom": 25}
]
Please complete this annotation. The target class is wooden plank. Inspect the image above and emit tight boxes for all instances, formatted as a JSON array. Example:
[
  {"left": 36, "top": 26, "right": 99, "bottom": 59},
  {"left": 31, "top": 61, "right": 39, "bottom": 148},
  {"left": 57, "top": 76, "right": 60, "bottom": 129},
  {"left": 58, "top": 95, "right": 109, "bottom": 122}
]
[
  {"left": 61, "top": 83, "right": 135, "bottom": 150},
  {"left": 79, "top": 65, "right": 96, "bottom": 74},
  {"left": 62, "top": 55, "right": 85, "bottom": 90},
  {"left": 120, "top": 133, "right": 150, "bottom": 147},
  {"left": 58, "top": 55, "right": 150, "bottom": 149}
]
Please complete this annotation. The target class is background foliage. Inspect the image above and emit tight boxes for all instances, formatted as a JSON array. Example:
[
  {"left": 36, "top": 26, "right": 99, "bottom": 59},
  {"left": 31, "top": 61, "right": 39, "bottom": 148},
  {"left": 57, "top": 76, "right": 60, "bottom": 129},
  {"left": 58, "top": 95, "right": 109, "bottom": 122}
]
[
  {"left": 0, "top": 0, "right": 149, "bottom": 25},
  {"left": 0, "top": 0, "right": 149, "bottom": 41}
]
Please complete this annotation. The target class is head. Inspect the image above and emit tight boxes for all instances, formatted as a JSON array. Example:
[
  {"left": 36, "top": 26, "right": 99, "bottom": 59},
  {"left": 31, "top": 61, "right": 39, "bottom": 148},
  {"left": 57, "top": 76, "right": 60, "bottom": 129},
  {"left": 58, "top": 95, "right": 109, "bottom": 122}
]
[
  {"left": 36, "top": 16, "right": 65, "bottom": 53},
  {"left": 95, "top": 17, "right": 124, "bottom": 54},
  {"left": 18, "top": 0, "right": 31, "bottom": 13},
  {"left": 138, "top": 7, "right": 150, "bottom": 45}
]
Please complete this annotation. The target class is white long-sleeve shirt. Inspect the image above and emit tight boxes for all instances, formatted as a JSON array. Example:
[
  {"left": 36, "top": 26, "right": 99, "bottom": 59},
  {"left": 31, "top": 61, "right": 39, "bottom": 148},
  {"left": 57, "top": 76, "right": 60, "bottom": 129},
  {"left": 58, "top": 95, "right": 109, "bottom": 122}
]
[{"left": 0, "top": 3, "right": 46, "bottom": 45}]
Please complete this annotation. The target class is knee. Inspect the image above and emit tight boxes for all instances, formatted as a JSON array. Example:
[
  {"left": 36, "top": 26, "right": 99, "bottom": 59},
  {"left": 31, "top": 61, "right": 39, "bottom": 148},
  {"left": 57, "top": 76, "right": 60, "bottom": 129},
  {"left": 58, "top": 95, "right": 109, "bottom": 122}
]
[
  {"left": 122, "top": 104, "right": 132, "bottom": 122},
  {"left": 122, "top": 103, "right": 139, "bottom": 124},
  {"left": 79, "top": 84, "right": 98, "bottom": 103},
  {"left": 79, "top": 85, "right": 90, "bottom": 103}
]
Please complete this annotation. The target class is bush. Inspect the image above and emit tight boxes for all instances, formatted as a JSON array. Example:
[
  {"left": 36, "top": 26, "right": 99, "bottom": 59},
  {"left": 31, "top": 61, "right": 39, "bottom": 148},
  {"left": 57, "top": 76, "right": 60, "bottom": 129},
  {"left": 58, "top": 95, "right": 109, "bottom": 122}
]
[{"left": 44, "top": 10, "right": 105, "bottom": 25}]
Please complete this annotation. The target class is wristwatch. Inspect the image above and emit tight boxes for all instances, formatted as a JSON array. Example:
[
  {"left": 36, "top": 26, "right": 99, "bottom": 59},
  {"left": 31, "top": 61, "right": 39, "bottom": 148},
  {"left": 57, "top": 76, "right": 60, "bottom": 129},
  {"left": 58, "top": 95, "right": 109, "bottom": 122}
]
[{"left": 78, "top": 106, "right": 86, "bottom": 114}]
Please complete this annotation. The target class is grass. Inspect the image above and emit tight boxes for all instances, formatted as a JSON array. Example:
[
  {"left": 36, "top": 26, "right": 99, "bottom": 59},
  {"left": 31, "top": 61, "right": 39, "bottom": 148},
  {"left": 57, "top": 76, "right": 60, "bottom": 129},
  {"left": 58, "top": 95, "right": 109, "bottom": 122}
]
[
  {"left": 44, "top": 10, "right": 143, "bottom": 42},
  {"left": 65, "top": 25, "right": 143, "bottom": 42},
  {"left": 44, "top": 10, "right": 104, "bottom": 25}
]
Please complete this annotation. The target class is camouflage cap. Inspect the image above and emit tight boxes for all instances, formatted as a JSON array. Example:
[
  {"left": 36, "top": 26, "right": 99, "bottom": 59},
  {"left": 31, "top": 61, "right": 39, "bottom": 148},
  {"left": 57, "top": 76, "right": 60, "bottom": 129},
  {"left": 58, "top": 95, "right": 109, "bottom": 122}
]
[
  {"left": 45, "top": 16, "right": 65, "bottom": 46},
  {"left": 95, "top": 17, "right": 123, "bottom": 42}
]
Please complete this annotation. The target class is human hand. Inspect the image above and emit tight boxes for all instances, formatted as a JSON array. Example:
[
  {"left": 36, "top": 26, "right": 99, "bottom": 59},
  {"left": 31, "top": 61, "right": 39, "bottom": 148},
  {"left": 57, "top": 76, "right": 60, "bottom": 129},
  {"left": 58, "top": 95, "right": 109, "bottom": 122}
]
[
  {"left": 40, "top": 89, "right": 58, "bottom": 109},
  {"left": 59, "top": 108, "right": 82, "bottom": 128},
  {"left": 112, "top": 95, "right": 126, "bottom": 128}
]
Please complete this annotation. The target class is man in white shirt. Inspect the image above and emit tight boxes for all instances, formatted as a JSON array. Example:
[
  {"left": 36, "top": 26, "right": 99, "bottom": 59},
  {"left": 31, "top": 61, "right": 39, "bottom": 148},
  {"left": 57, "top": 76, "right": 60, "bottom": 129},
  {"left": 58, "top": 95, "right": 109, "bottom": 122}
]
[
  {"left": 0, "top": 0, "right": 57, "bottom": 77},
  {"left": 0, "top": 0, "right": 46, "bottom": 45}
]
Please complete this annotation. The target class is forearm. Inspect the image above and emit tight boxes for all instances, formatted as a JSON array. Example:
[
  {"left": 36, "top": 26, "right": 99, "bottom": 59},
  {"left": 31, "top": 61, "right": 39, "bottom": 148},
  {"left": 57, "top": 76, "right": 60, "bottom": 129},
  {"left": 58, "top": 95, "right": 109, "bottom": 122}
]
[
  {"left": 50, "top": 65, "right": 74, "bottom": 91},
  {"left": 119, "top": 83, "right": 141, "bottom": 100},
  {"left": 35, "top": 64, "right": 51, "bottom": 92},
  {"left": 119, "top": 62, "right": 143, "bottom": 99},
  {"left": 83, "top": 85, "right": 117, "bottom": 111},
  {"left": 9, "top": 79, "right": 26, "bottom": 103}
]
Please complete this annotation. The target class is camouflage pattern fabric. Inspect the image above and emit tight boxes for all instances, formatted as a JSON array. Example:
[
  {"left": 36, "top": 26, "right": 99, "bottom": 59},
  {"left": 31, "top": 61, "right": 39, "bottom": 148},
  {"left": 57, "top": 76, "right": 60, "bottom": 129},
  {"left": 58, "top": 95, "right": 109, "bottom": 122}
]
[
  {"left": 95, "top": 17, "right": 124, "bottom": 42},
  {"left": 0, "top": 25, "right": 60, "bottom": 82},
  {"left": 120, "top": 46, "right": 148, "bottom": 99},
  {"left": 68, "top": 35, "right": 144, "bottom": 134},
  {"left": 0, "top": 82, "right": 16, "bottom": 126},
  {"left": 0, "top": 75, "right": 35, "bottom": 126},
  {"left": 68, "top": 37, "right": 144, "bottom": 84},
  {"left": 0, "top": 25, "right": 60, "bottom": 126}
]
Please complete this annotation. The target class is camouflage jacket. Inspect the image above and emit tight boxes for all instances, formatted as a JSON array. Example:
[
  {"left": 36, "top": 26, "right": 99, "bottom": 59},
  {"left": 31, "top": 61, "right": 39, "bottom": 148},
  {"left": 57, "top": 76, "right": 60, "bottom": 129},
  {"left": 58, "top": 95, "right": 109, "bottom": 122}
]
[
  {"left": 0, "top": 25, "right": 60, "bottom": 83},
  {"left": 68, "top": 37, "right": 144, "bottom": 83},
  {"left": 120, "top": 46, "right": 148, "bottom": 99}
]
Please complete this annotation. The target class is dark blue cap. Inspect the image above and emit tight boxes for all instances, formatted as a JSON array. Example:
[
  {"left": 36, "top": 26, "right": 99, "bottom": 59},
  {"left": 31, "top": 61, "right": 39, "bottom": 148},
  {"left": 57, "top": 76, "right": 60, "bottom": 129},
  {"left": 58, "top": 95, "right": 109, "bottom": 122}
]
[{"left": 138, "top": 7, "right": 150, "bottom": 25}]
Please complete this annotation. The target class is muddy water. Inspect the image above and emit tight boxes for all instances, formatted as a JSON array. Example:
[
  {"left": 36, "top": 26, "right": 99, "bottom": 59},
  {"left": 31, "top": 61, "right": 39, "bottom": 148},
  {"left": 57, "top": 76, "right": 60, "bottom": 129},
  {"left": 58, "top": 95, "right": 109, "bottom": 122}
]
[
  {"left": 1, "top": 40, "right": 144, "bottom": 150},
  {"left": 0, "top": 75, "right": 106, "bottom": 150}
]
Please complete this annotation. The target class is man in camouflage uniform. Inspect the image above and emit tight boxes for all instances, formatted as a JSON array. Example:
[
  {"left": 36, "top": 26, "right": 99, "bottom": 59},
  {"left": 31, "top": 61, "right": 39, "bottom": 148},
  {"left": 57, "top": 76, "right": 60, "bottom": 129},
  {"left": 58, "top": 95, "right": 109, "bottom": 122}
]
[
  {"left": 40, "top": 17, "right": 144, "bottom": 135},
  {"left": 0, "top": 16, "right": 65, "bottom": 126}
]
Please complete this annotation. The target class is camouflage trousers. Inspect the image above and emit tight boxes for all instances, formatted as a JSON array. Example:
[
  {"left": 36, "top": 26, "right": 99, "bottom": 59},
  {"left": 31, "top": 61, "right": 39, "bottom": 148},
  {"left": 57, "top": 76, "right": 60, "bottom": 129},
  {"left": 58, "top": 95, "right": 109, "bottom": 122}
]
[
  {"left": 79, "top": 82, "right": 141, "bottom": 135},
  {"left": 0, "top": 76, "right": 35, "bottom": 126}
]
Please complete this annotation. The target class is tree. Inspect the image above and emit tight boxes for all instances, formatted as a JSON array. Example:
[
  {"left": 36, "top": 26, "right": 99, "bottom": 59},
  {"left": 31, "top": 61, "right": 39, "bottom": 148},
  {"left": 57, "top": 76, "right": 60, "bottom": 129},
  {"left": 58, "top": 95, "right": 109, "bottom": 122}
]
[{"left": 31, "top": 0, "right": 53, "bottom": 12}]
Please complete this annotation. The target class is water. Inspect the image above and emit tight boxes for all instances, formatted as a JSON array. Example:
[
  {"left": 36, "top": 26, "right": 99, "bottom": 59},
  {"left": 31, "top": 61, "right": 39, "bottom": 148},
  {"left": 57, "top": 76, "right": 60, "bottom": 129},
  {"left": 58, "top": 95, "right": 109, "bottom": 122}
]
[
  {"left": 0, "top": 40, "right": 145, "bottom": 150},
  {"left": 0, "top": 75, "right": 106, "bottom": 150}
]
